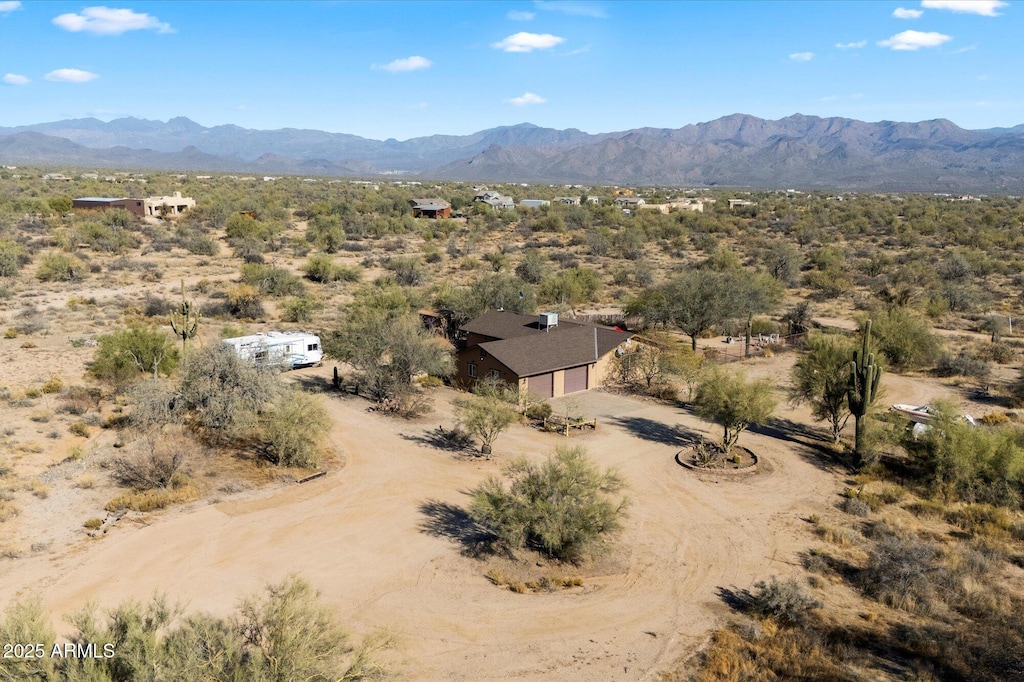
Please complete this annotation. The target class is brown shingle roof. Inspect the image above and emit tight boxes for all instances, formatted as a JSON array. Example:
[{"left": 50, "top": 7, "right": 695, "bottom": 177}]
[{"left": 463, "top": 311, "right": 631, "bottom": 376}]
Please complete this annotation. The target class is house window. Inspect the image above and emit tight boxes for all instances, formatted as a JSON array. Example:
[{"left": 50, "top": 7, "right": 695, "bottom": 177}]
[
  {"left": 468, "top": 363, "right": 478, "bottom": 378},
  {"left": 254, "top": 350, "right": 268, "bottom": 363},
  {"left": 488, "top": 370, "right": 500, "bottom": 380},
  {"left": 308, "top": 343, "right": 319, "bottom": 351},
  {"left": 480, "top": 349, "right": 488, "bottom": 360}
]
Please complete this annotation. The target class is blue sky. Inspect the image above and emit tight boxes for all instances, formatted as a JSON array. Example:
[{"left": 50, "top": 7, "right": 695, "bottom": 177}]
[{"left": 0, "top": 1, "right": 1020, "bottom": 138}]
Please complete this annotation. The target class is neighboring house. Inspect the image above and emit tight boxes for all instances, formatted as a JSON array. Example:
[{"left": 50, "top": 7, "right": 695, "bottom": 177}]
[
  {"left": 144, "top": 191, "right": 195, "bottom": 217},
  {"left": 455, "top": 310, "right": 633, "bottom": 400},
  {"left": 638, "top": 203, "right": 670, "bottom": 214},
  {"left": 728, "top": 199, "right": 755, "bottom": 209},
  {"left": 667, "top": 198, "right": 705, "bottom": 213},
  {"left": 474, "top": 191, "right": 515, "bottom": 211},
  {"left": 614, "top": 197, "right": 646, "bottom": 208},
  {"left": 553, "top": 196, "right": 581, "bottom": 206},
  {"left": 72, "top": 197, "right": 147, "bottom": 217},
  {"left": 585, "top": 196, "right": 602, "bottom": 204},
  {"left": 410, "top": 198, "right": 452, "bottom": 219},
  {"left": 519, "top": 199, "right": 550, "bottom": 209}
]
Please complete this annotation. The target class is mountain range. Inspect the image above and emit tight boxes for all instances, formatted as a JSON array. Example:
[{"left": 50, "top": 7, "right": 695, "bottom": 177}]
[{"left": 2, "top": 114, "right": 1024, "bottom": 192}]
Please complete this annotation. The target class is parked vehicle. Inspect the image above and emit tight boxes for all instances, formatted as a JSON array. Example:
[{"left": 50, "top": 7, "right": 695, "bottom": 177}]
[{"left": 222, "top": 331, "right": 322, "bottom": 369}]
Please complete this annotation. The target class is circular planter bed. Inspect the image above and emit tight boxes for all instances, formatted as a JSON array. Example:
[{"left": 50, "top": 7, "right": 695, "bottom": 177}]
[{"left": 675, "top": 441, "right": 759, "bottom": 474}]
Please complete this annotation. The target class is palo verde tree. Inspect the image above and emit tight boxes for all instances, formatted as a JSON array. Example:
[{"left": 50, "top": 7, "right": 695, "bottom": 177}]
[
  {"left": 89, "top": 325, "right": 180, "bottom": 387},
  {"left": 790, "top": 333, "right": 857, "bottom": 444},
  {"left": 693, "top": 367, "right": 776, "bottom": 454},
  {"left": 848, "top": 320, "right": 882, "bottom": 468},
  {"left": 456, "top": 376, "right": 520, "bottom": 456},
  {"left": 469, "top": 445, "right": 628, "bottom": 562}
]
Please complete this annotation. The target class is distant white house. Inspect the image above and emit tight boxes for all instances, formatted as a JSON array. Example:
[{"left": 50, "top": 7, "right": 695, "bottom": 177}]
[
  {"left": 519, "top": 199, "right": 550, "bottom": 209},
  {"left": 553, "top": 196, "right": 581, "bottom": 206},
  {"left": 144, "top": 191, "right": 195, "bottom": 217},
  {"left": 613, "top": 197, "right": 646, "bottom": 208},
  {"left": 728, "top": 199, "right": 755, "bottom": 209}
]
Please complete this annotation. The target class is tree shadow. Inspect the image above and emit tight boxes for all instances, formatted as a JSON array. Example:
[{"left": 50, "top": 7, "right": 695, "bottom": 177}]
[
  {"left": 289, "top": 372, "right": 336, "bottom": 394},
  {"left": 418, "top": 499, "right": 496, "bottom": 558},
  {"left": 716, "top": 585, "right": 754, "bottom": 612},
  {"left": 608, "top": 416, "right": 701, "bottom": 447},
  {"left": 400, "top": 426, "right": 476, "bottom": 456},
  {"left": 749, "top": 417, "right": 851, "bottom": 473}
]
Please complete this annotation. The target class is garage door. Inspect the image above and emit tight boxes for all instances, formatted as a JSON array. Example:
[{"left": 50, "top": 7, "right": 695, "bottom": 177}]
[
  {"left": 528, "top": 372, "right": 554, "bottom": 399},
  {"left": 564, "top": 365, "right": 588, "bottom": 394}
]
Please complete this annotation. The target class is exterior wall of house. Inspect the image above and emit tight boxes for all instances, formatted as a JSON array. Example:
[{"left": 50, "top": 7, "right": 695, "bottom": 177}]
[
  {"left": 72, "top": 198, "right": 146, "bottom": 217},
  {"left": 454, "top": 348, "right": 517, "bottom": 389}
]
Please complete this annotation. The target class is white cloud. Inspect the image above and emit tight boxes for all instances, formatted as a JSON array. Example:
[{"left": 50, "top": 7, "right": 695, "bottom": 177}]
[
  {"left": 492, "top": 32, "right": 565, "bottom": 52},
  {"left": 373, "top": 55, "right": 432, "bottom": 73},
  {"left": 534, "top": 1, "right": 608, "bottom": 18},
  {"left": 44, "top": 68, "right": 99, "bottom": 83},
  {"left": 508, "top": 92, "right": 546, "bottom": 106},
  {"left": 52, "top": 6, "right": 173, "bottom": 35},
  {"left": 2, "top": 73, "right": 29, "bottom": 85},
  {"left": 565, "top": 45, "right": 591, "bottom": 55},
  {"left": 921, "top": 0, "right": 1007, "bottom": 16},
  {"left": 878, "top": 30, "right": 952, "bottom": 50},
  {"left": 893, "top": 7, "right": 924, "bottom": 18},
  {"left": 0, "top": 1, "right": 22, "bottom": 14},
  {"left": 789, "top": 51, "right": 815, "bottom": 62},
  {"left": 507, "top": 10, "right": 535, "bottom": 20},
  {"left": 836, "top": 40, "right": 867, "bottom": 49}
]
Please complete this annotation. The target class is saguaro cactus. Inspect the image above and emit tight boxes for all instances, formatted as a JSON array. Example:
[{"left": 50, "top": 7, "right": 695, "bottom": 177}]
[
  {"left": 847, "top": 320, "right": 881, "bottom": 467},
  {"left": 170, "top": 280, "right": 200, "bottom": 353}
]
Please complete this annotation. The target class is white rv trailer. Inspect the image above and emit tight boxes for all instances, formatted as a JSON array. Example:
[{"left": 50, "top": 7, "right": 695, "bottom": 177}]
[{"left": 221, "top": 331, "right": 323, "bottom": 369}]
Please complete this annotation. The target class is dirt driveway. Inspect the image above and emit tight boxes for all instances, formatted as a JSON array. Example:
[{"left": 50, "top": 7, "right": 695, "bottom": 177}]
[{"left": 1, "top": 361, "right": 847, "bottom": 680}]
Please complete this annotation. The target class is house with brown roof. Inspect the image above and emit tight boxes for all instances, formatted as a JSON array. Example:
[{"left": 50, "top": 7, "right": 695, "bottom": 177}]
[
  {"left": 456, "top": 310, "right": 633, "bottom": 399},
  {"left": 410, "top": 198, "right": 452, "bottom": 219}
]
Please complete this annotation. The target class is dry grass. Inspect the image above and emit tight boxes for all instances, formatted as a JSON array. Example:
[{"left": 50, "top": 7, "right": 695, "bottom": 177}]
[
  {"left": 28, "top": 479, "right": 50, "bottom": 499},
  {"left": 75, "top": 474, "right": 96, "bottom": 489},
  {"left": 105, "top": 481, "right": 199, "bottom": 513}
]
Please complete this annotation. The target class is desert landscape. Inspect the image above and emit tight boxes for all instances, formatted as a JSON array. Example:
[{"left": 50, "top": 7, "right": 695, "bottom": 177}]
[{"left": 1, "top": 168, "right": 1023, "bottom": 679}]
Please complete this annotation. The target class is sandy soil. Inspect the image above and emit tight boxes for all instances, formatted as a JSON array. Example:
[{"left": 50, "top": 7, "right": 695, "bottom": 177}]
[{"left": 2, "top": 348, "right": 1003, "bottom": 680}]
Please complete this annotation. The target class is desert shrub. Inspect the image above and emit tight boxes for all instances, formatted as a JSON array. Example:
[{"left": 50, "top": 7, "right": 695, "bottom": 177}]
[
  {"left": 83, "top": 517, "right": 103, "bottom": 530},
  {"left": 89, "top": 326, "right": 179, "bottom": 386},
  {"left": 105, "top": 482, "right": 198, "bottom": 512},
  {"left": 240, "top": 263, "right": 305, "bottom": 297},
  {"left": 525, "top": 402, "right": 552, "bottom": 421},
  {"left": 841, "top": 497, "right": 871, "bottom": 517},
  {"left": 935, "top": 348, "right": 990, "bottom": 383},
  {"left": 40, "top": 377, "right": 63, "bottom": 394},
  {"left": 0, "top": 239, "right": 27, "bottom": 277},
  {"left": 384, "top": 256, "right": 426, "bottom": 286},
  {"left": 58, "top": 385, "right": 101, "bottom": 416},
  {"left": 112, "top": 432, "right": 192, "bottom": 490},
  {"left": 227, "top": 284, "right": 265, "bottom": 319},
  {"left": 179, "top": 232, "right": 219, "bottom": 256},
  {"left": 859, "top": 533, "right": 947, "bottom": 614},
  {"left": 303, "top": 254, "right": 342, "bottom": 282},
  {"left": 142, "top": 294, "right": 173, "bottom": 318},
  {"left": 260, "top": 389, "right": 330, "bottom": 468},
  {"left": 69, "top": 422, "right": 90, "bottom": 437},
  {"left": 904, "top": 402, "right": 1024, "bottom": 506},
  {"left": 36, "top": 252, "right": 86, "bottom": 282},
  {"left": 868, "top": 308, "right": 942, "bottom": 370},
  {"left": 178, "top": 344, "right": 281, "bottom": 442},
  {"left": 280, "top": 295, "right": 319, "bottom": 324},
  {"left": 468, "top": 445, "right": 628, "bottom": 562},
  {"left": 746, "top": 575, "right": 821, "bottom": 626},
  {"left": 74, "top": 221, "right": 140, "bottom": 252}
]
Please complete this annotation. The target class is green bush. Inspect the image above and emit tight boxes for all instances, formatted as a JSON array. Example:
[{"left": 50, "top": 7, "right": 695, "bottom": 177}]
[
  {"left": 0, "top": 240, "right": 27, "bottom": 277},
  {"left": 240, "top": 263, "right": 305, "bottom": 297},
  {"left": 89, "top": 326, "right": 180, "bottom": 386},
  {"left": 694, "top": 367, "right": 776, "bottom": 454},
  {"left": 261, "top": 389, "right": 330, "bottom": 468},
  {"left": 868, "top": 309, "right": 942, "bottom": 370},
  {"left": 281, "top": 295, "right": 319, "bottom": 323},
  {"left": 469, "top": 445, "right": 628, "bottom": 562},
  {"left": 746, "top": 576, "right": 821, "bottom": 626},
  {"left": 36, "top": 252, "right": 86, "bottom": 282}
]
